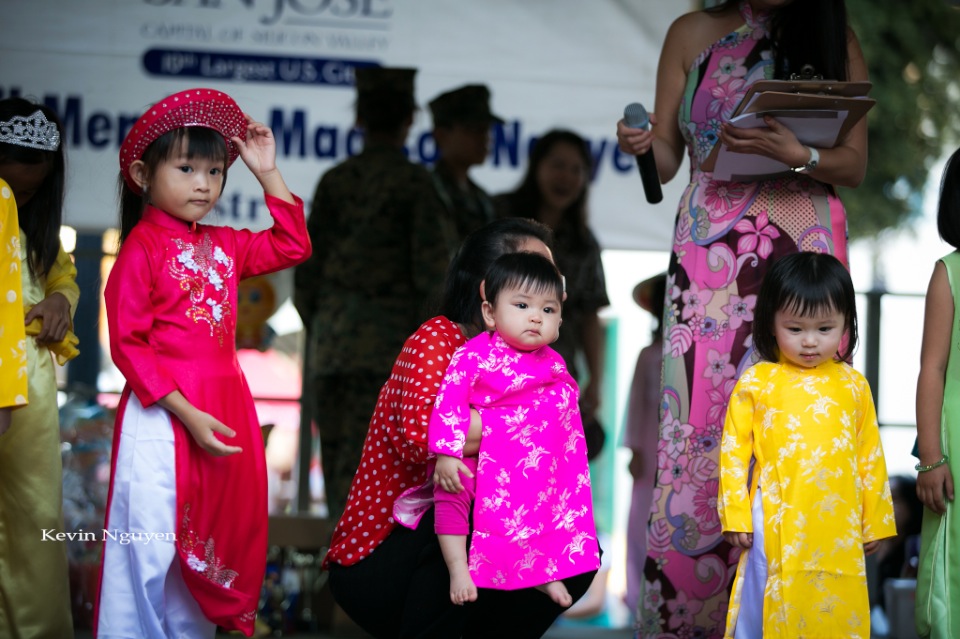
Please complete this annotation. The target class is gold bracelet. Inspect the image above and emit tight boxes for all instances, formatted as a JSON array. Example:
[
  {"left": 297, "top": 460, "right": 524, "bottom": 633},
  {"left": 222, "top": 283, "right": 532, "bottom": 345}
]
[{"left": 915, "top": 455, "right": 950, "bottom": 473}]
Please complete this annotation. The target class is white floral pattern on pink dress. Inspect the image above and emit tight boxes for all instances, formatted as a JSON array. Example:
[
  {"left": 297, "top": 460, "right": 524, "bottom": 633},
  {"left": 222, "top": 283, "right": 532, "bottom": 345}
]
[{"left": 430, "top": 331, "right": 600, "bottom": 589}]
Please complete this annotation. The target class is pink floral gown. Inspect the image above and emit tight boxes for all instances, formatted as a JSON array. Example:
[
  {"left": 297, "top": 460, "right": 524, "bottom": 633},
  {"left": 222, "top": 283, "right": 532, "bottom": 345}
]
[
  {"left": 429, "top": 331, "right": 600, "bottom": 589},
  {"left": 637, "top": 3, "right": 849, "bottom": 637}
]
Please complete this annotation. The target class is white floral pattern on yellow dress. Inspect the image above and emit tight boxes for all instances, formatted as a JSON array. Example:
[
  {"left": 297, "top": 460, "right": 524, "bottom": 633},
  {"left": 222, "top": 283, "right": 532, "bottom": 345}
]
[
  {"left": 0, "top": 179, "right": 26, "bottom": 407},
  {"left": 718, "top": 359, "right": 898, "bottom": 638}
]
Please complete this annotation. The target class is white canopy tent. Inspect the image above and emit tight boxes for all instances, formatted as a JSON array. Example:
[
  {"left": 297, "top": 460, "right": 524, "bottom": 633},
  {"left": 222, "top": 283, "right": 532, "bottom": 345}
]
[{"left": 2, "top": 0, "right": 695, "bottom": 251}]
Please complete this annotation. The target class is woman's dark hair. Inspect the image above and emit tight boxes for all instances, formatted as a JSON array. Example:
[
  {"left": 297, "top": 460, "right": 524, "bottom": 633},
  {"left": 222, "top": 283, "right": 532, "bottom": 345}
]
[
  {"left": 437, "top": 217, "right": 553, "bottom": 330},
  {"left": 709, "top": 0, "right": 850, "bottom": 81},
  {"left": 356, "top": 90, "right": 416, "bottom": 134},
  {"left": 483, "top": 252, "right": 564, "bottom": 309},
  {"left": 936, "top": 146, "right": 960, "bottom": 249},
  {"left": 0, "top": 97, "right": 66, "bottom": 278},
  {"left": 499, "top": 129, "right": 593, "bottom": 250},
  {"left": 752, "top": 252, "right": 858, "bottom": 363},
  {"left": 118, "top": 126, "right": 230, "bottom": 246}
]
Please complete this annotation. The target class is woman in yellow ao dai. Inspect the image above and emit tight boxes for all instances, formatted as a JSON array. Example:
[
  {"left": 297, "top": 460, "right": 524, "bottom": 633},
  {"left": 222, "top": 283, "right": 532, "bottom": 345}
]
[{"left": 718, "top": 252, "right": 897, "bottom": 639}]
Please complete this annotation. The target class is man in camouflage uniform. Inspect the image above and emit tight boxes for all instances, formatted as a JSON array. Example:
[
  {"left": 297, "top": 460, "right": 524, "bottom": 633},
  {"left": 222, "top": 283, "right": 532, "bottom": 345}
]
[
  {"left": 294, "top": 67, "right": 458, "bottom": 522},
  {"left": 427, "top": 84, "right": 503, "bottom": 243}
]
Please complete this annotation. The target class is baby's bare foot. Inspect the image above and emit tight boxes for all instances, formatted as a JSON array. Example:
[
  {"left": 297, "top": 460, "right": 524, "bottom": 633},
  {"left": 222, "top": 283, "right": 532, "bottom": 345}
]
[
  {"left": 448, "top": 564, "right": 478, "bottom": 605},
  {"left": 537, "top": 580, "right": 572, "bottom": 607}
]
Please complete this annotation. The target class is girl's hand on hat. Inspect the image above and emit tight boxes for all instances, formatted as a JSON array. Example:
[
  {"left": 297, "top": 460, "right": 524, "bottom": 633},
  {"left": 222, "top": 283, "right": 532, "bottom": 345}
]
[
  {"left": 232, "top": 113, "right": 277, "bottom": 176},
  {"left": 233, "top": 113, "right": 295, "bottom": 203},
  {"left": 25, "top": 292, "right": 72, "bottom": 344}
]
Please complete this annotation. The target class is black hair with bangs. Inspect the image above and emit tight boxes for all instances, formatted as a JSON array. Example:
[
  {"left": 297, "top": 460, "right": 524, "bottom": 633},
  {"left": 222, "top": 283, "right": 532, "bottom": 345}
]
[
  {"left": 437, "top": 218, "right": 553, "bottom": 331},
  {"left": 753, "top": 252, "right": 858, "bottom": 363},
  {"left": 483, "top": 251, "right": 564, "bottom": 309},
  {"left": 118, "top": 126, "right": 230, "bottom": 245}
]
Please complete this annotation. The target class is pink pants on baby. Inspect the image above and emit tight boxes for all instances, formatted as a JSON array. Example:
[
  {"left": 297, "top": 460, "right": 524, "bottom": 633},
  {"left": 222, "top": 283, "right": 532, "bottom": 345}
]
[{"left": 434, "top": 456, "right": 479, "bottom": 535}]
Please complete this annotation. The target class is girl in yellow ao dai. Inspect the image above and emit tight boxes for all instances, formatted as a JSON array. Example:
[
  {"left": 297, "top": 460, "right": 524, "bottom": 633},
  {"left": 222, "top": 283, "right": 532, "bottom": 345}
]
[{"left": 718, "top": 253, "right": 896, "bottom": 639}]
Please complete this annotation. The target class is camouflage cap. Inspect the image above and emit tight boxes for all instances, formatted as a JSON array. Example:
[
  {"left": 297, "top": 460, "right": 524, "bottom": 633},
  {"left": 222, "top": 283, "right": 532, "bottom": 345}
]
[
  {"left": 429, "top": 84, "right": 504, "bottom": 127},
  {"left": 354, "top": 66, "right": 417, "bottom": 95}
]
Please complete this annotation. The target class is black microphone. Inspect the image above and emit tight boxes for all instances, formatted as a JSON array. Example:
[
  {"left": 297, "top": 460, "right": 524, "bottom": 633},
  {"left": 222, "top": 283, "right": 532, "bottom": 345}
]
[{"left": 623, "top": 103, "right": 663, "bottom": 204}]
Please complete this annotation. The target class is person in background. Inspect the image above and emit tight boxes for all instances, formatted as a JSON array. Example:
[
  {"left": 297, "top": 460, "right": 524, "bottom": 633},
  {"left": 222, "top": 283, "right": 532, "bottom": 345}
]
[
  {"left": 868, "top": 474, "right": 922, "bottom": 632},
  {"left": 0, "top": 96, "right": 78, "bottom": 638},
  {"left": 914, "top": 144, "right": 960, "bottom": 639},
  {"left": 494, "top": 129, "right": 610, "bottom": 423},
  {"left": 615, "top": 0, "right": 868, "bottom": 634},
  {"left": 294, "top": 67, "right": 458, "bottom": 522},
  {"left": 622, "top": 272, "right": 666, "bottom": 619},
  {"left": 428, "top": 84, "right": 502, "bottom": 242}
]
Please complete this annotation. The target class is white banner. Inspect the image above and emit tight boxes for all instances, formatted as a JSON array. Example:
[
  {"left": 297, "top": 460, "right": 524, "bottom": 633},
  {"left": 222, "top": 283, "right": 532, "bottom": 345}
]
[{"left": 1, "top": 0, "right": 694, "bottom": 251}]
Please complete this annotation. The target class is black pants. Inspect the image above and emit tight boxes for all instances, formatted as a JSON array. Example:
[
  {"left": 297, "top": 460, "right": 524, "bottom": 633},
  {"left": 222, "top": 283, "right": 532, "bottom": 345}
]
[{"left": 328, "top": 509, "right": 599, "bottom": 639}]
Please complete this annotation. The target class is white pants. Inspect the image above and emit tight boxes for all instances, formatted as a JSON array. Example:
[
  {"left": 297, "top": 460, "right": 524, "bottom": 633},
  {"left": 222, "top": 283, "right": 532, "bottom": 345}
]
[
  {"left": 97, "top": 394, "right": 215, "bottom": 639},
  {"left": 734, "top": 486, "right": 768, "bottom": 638}
]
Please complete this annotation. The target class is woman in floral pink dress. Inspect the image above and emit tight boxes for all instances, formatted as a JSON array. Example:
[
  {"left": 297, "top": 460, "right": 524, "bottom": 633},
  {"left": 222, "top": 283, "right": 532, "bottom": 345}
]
[{"left": 616, "top": 1, "right": 868, "bottom": 636}]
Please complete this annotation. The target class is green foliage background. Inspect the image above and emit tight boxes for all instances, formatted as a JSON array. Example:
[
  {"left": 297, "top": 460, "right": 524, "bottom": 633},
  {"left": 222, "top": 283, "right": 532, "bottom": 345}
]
[{"left": 843, "top": 0, "right": 960, "bottom": 239}]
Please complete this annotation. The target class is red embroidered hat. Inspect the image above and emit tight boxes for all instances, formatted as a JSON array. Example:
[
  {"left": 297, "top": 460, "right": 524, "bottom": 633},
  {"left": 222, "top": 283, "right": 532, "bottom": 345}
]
[{"left": 119, "top": 88, "right": 247, "bottom": 194}]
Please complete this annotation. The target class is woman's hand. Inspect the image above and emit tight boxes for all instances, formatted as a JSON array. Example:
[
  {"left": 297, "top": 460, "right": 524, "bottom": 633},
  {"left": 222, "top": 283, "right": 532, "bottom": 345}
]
[
  {"left": 863, "top": 540, "right": 882, "bottom": 556},
  {"left": 917, "top": 463, "right": 954, "bottom": 515},
  {"left": 433, "top": 454, "right": 473, "bottom": 494},
  {"left": 25, "top": 292, "right": 71, "bottom": 343},
  {"left": 718, "top": 116, "right": 810, "bottom": 168},
  {"left": 723, "top": 531, "right": 753, "bottom": 549},
  {"left": 616, "top": 114, "right": 658, "bottom": 156}
]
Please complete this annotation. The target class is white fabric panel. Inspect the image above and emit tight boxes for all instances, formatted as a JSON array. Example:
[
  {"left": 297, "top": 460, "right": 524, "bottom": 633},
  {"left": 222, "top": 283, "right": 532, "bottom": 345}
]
[{"left": 97, "top": 394, "right": 215, "bottom": 639}]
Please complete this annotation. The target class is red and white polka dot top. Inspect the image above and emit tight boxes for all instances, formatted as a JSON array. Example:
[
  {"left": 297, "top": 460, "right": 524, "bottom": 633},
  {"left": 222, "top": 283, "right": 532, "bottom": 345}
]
[{"left": 323, "top": 316, "right": 467, "bottom": 567}]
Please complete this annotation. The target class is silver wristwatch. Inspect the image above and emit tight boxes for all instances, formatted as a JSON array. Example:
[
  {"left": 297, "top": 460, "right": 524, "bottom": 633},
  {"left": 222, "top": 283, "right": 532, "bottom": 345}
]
[{"left": 791, "top": 146, "right": 819, "bottom": 174}]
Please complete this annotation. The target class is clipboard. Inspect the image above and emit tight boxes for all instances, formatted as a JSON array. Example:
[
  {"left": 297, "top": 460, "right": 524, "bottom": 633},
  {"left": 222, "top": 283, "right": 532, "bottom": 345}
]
[
  {"left": 701, "top": 80, "right": 875, "bottom": 175},
  {"left": 733, "top": 80, "right": 873, "bottom": 117}
]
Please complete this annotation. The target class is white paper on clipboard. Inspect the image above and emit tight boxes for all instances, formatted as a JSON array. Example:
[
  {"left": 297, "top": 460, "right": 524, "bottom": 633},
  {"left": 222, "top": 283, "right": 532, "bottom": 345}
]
[{"left": 713, "top": 109, "right": 847, "bottom": 181}]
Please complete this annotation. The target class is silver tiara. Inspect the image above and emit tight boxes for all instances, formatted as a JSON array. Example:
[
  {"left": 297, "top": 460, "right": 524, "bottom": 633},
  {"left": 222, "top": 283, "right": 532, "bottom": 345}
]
[{"left": 0, "top": 110, "right": 61, "bottom": 151}]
